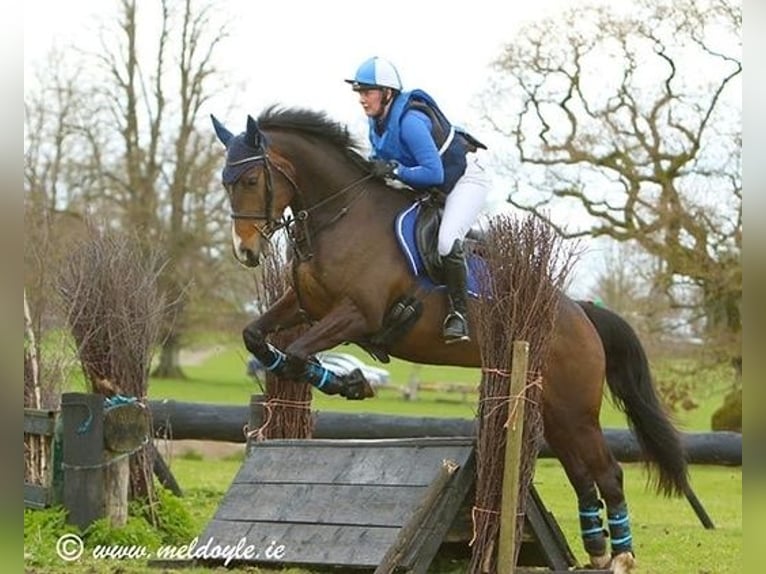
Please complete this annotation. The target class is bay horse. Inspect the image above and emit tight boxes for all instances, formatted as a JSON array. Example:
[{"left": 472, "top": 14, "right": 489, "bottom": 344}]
[{"left": 211, "top": 108, "right": 688, "bottom": 572}]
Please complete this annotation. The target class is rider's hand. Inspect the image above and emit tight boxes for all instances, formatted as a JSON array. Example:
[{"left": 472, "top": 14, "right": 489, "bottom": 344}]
[{"left": 370, "top": 159, "right": 398, "bottom": 178}]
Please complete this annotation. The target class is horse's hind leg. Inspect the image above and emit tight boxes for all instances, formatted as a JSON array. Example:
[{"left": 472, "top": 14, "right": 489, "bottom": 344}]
[
  {"left": 584, "top": 430, "right": 637, "bottom": 573},
  {"left": 544, "top": 420, "right": 611, "bottom": 570},
  {"left": 551, "top": 420, "right": 638, "bottom": 573}
]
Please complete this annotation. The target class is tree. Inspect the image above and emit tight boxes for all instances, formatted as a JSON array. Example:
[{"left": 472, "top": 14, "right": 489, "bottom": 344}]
[
  {"left": 24, "top": 54, "right": 94, "bottom": 406},
  {"left": 483, "top": 0, "right": 741, "bottom": 367},
  {"left": 82, "top": 0, "right": 234, "bottom": 377}
]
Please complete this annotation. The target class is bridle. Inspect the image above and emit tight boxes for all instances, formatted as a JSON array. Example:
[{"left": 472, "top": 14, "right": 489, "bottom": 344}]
[{"left": 227, "top": 152, "right": 375, "bottom": 261}]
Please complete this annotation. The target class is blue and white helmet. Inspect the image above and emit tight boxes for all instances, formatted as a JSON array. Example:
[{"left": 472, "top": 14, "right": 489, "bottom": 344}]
[{"left": 345, "top": 57, "right": 402, "bottom": 91}]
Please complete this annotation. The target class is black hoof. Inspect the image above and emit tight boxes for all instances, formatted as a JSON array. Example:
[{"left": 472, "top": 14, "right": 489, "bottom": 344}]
[
  {"left": 340, "top": 368, "right": 375, "bottom": 400},
  {"left": 243, "top": 328, "right": 268, "bottom": 355}
]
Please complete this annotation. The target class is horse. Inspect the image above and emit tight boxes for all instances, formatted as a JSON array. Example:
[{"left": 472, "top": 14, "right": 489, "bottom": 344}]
[{"left": 211, "top": 107, "right": 689, "bottom": 572}]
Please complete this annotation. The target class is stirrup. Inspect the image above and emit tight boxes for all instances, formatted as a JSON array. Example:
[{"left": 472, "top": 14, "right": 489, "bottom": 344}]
[{"left": 443, "top": 312, "right": 470, "bottom": 344}]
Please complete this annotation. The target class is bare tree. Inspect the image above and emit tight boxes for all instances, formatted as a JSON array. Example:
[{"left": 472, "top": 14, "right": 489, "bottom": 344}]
[
  {"left": 24, "top": 56, "right": 96, "bottom": 408},
  {"left": 483, "top": 0, "right": 741, "bottom": 366},
  {"left": 85, "top": 0, "right": 233, "bottom": 377}
]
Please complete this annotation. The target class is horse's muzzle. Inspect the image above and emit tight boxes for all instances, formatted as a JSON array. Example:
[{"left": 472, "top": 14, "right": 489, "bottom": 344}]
[{"left": 233, "top": 246, "right": 261, "bottom": 268}]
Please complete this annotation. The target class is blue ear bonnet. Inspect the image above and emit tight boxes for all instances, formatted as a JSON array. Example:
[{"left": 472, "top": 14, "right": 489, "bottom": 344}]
[
  {"left": 211, "top": 115, "right": 268, "bottom": 185},
  {"left": 221, "top": 134, "right": 266, "bottom": 185}
]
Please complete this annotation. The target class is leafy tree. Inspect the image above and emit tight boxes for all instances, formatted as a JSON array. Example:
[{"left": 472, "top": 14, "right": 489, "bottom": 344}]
[{"left": 483, "top": 0, "right": 741, "bottom": 367}]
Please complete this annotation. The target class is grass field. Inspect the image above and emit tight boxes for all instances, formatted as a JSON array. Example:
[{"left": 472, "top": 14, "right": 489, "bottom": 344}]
[{"left": 29, "top": 340, "right": 742, "bottom": 573}]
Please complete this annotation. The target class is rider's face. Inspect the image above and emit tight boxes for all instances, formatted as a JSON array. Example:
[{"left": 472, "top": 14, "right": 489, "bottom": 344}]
[{"left": 357, "top": 88, "right": 388, "bottom": 118}]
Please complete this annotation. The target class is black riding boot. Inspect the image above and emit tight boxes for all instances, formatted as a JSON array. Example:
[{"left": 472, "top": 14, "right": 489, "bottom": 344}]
[{"left": 442, "top": 239, "right": 470, "bottom": 344}]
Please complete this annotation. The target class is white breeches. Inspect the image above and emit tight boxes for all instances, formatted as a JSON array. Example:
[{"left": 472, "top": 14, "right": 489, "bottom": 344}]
[{"left": 437, "top": 154, "right": 491, "bottom": 256}]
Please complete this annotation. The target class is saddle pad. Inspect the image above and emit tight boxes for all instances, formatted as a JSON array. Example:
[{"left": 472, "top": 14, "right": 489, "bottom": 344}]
[{"left": 394, "top": 201, "right": 484, "bottom": 297}]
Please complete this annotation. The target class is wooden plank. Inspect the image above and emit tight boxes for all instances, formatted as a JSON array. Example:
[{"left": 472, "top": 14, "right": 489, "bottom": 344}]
[
  {"left": 375, "top": 458, "right": 461, "bottom": 574},
  {"left": 398, "top": 449, "right": 477, "bottom": 573},
  {"left": 215, "top": 483, "right": 427, "bottom": 526},
  {"left": 24, "top": 483, "right": 52, "bottom": 509},
  {"left": 198, "top": 519, "right": 400, "bottom": 567},
  {"left": 239, "top": 438, "right": 474, "bottom": 486},
  {"left": 523, "top": 485, "right": 578, "bottom": 570},
  {"left": 203, "top": 438, "right": 478, "bottom": 570},
  {"left": 24, "top": 408, "right": 58, "bottom": 436}
]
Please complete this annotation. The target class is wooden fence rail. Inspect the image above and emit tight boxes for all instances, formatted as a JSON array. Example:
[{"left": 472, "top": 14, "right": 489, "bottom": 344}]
[
  {"left": 147, "top": 399, "right": 742, "bottom": 466},
  {"left": 24, "top": 407, "right": 60, "bottom": 509}
]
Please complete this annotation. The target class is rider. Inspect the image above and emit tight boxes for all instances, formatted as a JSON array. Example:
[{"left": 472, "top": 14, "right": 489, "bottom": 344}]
[{"left": 345, "top": 56, "right": 491, "bottom": 344}]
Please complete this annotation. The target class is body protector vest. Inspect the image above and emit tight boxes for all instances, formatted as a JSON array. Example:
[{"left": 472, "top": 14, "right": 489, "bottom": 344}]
[{"left": 369, "top": 89, "right": 486, "bottom": 194}]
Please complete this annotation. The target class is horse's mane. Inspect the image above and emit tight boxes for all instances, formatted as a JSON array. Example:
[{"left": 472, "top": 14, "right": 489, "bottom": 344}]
[
  {"left": 257, "top": 105, "right": 368, "bottom": 165},
  {"left": 256, "top": 104, "right": 412, "bottom": 199}
]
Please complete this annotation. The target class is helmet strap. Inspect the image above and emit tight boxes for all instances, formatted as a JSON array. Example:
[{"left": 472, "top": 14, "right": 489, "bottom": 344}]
[{"left": 380, "top": 88, "right": 394, "bottom": 107}]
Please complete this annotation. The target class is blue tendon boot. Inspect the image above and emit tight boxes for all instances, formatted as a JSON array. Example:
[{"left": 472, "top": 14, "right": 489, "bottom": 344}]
[
  {"left": 578, "top": 494, "right": 610, "bottom": 569},
  {"left": 608, "top": 502, "right": 637, "bottom": 573},
  {"left": 250, "top": 339, "right": 373, "bottom": 400}
]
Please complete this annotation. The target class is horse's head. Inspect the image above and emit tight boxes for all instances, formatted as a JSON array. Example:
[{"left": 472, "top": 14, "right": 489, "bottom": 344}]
[{"left": 211, "top": 114, "right": 297, "bottom": 267}]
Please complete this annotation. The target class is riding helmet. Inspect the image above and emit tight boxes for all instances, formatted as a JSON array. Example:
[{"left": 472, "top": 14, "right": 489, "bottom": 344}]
[{"left": 345, "top": 57, "right": 402, "bottom": 91}]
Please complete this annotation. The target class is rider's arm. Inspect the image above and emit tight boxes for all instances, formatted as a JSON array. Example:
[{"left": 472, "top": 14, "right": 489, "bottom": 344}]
[{"left": 395, "top": 110, "right": 444, "bottom": 188}]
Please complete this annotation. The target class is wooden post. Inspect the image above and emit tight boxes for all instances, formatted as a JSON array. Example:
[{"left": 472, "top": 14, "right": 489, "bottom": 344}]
[
  {"left": 497, "top": 341, "right": 530, "bottom": 574},
  {"left": 62, "top": 392, "right": 105, "bottom": 529},
  {"left": 103, "top": 400, "right": 150, "bottom": 527},
  {"left": 104, "top": 455, "right": 130, "bottom": 526}
]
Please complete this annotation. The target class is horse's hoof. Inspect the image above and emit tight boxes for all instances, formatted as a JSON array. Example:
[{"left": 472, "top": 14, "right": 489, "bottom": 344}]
[
  {"left": 242, "top": 327, "right": 268, "bottom": 355},
  {"left": 588, "top": 553, "right": 611, "bottom": 569},
  {"left": 340, "top": 368, "right": 375, "bottom": 400},
  {"left": 611, "top": 552, "right": 637, "bottom": 573}
]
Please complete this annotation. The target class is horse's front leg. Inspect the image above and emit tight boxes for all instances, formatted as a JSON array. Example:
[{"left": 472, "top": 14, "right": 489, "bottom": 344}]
[
  {"left": 242, "top": 287, "right": 308, "bottom": 359},
  {"left": 245, "top": 296, "right": 375, "bottom": 400}
]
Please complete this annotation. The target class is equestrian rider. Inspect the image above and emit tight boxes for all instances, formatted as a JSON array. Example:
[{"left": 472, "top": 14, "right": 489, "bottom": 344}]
[{"left": 345, "top": 56, "right": 491, "bottom": 344}]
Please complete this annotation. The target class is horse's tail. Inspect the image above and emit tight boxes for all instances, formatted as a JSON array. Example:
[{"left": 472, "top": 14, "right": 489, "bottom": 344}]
[{"left": 578, "top": 300, "right": 689, "bottom": 497}]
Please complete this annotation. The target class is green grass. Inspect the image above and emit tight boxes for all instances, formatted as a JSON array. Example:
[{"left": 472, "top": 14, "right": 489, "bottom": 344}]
[
  {"left": 534, "top": 459, "right": 742, "bottom": 573},
  {"left": 27, "top": 341, "right": 741, "bottom": 573}
]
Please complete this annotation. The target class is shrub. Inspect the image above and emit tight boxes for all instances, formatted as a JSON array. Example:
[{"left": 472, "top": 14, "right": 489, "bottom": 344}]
[{"left": 711, "top": 387, "right": 741, "bottom": 433}]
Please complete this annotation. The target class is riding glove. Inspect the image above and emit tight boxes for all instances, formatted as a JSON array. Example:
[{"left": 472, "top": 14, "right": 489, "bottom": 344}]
[{"left": 370, "top": 159, "right": 398, "bottom": 178}]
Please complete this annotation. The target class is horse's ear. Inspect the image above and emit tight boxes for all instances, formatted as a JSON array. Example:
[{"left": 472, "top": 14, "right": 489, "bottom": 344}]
[
  {"left": 245, "top": 115, "right": 263, "bottom": 149},
  {"left": 211, "top": 114, "right": 234, "bottom": 147}
]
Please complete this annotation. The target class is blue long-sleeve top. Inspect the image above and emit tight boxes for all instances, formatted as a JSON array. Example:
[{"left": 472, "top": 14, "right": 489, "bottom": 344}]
[
  {"left": 368, "top": 89, "right": 472, "bottom": 193},
  {"left": 371, "top": 108, "right": 445, "bottom": 189},
  {"left": 391, "top": 110, "right": 445, "bottom": 188}
]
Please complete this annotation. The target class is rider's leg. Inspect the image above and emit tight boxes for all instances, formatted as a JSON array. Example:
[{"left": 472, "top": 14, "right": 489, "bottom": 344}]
[
  {"left": 438, "top": 156, "right": 491, "bottom": 343},
  {"left": 442, "top": 239, "right": 471, "bottom": 343}
]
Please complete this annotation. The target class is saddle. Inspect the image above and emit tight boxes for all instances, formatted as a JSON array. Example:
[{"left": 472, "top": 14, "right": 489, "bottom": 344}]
[{"left": 395, "top": 194, "right": 485, "bottom": 295}]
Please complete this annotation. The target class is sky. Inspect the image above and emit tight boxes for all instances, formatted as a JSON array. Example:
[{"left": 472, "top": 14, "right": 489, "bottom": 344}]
[
  {"left": 24, "top": 0, "right": 579, "bottom": 130},
  {"left": 23, "top": 0, "right": 618, "bottom": 295}
]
